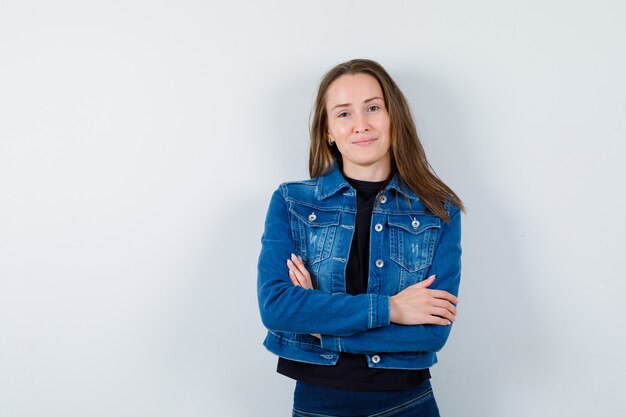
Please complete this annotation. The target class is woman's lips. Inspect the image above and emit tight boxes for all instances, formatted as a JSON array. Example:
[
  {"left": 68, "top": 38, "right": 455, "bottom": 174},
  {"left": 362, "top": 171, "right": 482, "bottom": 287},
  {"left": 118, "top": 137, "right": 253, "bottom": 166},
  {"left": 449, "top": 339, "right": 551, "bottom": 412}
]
[{"left": 352, "top": 138, "right": 377, "bottom": 145}]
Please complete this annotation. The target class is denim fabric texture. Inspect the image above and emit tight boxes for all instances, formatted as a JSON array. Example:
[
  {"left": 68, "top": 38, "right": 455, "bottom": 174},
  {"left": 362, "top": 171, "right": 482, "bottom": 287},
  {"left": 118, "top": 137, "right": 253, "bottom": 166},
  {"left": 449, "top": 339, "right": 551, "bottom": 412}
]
[
  {"left": 257, "top": 166, "right": 462, "bottom": 370},
  {"left": 292, "top": 379, "right": 440, "bottom": 417}
]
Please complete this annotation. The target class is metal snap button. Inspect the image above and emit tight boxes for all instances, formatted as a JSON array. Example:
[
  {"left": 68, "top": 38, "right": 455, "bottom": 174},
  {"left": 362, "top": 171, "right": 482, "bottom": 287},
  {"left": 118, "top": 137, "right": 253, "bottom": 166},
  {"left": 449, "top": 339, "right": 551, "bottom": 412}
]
[
  {"left": 374, "top": 223, "right": 383, "bottom": 232},
  {"left": 371, "top": 355, "right": 381, "bottom": 364},
  {"left": 375, "top": 259, "right": 384, "bottom": 268},
  {"left": 379, "top": 194, "right": 387, "bottom": 204},
  {"left": 411, "top": 219, "right": 420, "bottom": 229},
  {"left": 308, "top": 213, "right": 317, "bottom": 222}
]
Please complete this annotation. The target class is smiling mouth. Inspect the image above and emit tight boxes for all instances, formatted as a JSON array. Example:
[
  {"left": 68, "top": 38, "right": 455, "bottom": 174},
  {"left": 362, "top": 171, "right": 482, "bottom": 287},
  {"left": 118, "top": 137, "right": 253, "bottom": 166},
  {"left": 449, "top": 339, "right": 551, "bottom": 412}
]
[{"left": 352, "top": 138, "right": 377, "bottom": 145}]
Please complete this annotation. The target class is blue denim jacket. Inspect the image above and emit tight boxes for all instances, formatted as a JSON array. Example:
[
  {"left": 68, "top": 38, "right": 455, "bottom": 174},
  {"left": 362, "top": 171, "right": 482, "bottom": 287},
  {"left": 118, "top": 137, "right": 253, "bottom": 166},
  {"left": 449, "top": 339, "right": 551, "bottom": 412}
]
[{"left": 257, "top": 166, "right": 462, "bottom": 370}]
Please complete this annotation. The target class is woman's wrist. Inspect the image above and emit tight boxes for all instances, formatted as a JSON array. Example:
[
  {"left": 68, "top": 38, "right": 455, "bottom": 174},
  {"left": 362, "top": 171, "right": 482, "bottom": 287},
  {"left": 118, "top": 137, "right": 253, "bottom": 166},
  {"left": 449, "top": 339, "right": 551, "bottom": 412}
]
[{"left": 389, "top": 295, "right": 399, "bottom": 324}]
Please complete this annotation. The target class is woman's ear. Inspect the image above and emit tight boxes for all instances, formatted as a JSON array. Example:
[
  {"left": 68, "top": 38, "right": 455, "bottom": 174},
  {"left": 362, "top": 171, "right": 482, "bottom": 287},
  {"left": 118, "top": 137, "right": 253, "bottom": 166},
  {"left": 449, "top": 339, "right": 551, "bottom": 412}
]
[{"left": 327, "top": 130, "right": 334, "bottom": 146}]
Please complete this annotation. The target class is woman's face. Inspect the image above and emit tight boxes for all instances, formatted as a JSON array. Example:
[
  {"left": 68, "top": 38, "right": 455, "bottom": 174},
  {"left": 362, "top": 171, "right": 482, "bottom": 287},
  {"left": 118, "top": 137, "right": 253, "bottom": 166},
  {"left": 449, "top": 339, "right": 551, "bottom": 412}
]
[{"left": 325, "top": 73, "right": 392, "bottom": 181}]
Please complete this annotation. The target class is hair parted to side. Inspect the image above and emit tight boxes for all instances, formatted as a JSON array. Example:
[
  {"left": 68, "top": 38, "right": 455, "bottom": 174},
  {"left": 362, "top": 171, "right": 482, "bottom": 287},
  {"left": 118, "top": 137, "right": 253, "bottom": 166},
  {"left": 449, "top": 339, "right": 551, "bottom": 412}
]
[{"left": 309, "top": 58, "right": 464, "bottom": 222}]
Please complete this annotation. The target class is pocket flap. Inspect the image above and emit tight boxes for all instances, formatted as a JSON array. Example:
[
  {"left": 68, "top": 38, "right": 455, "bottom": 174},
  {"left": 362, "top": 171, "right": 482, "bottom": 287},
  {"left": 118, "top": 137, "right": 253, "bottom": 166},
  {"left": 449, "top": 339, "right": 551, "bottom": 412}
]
[
  {"left": 289, "top": 204, "right": 341, "bottom": 227},
  {"left": 387, "top": 214, "right": 441, "bottom": 235}
]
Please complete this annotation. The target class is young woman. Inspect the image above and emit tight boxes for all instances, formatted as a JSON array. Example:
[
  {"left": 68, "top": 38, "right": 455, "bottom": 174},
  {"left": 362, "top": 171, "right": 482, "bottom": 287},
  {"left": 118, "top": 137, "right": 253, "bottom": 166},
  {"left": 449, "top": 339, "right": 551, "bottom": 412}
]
[{"left": 258, "top": 59, "right": 463, "bottom": 417}]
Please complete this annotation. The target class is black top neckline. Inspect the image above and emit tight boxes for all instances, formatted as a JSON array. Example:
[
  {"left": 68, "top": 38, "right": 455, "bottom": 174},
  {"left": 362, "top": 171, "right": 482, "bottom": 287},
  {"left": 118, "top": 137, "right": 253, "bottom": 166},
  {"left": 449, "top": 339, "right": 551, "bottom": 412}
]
[{"left": 345, "top": 176, "right": 389, "bottom": 196}]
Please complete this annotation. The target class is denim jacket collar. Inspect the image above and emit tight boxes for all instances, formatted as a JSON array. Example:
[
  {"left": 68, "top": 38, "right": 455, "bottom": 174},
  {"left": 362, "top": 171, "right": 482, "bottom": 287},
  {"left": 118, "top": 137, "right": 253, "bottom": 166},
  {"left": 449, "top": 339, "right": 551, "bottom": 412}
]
[{"left": 315, "top": 164, "right": 420, "bottom": 201}]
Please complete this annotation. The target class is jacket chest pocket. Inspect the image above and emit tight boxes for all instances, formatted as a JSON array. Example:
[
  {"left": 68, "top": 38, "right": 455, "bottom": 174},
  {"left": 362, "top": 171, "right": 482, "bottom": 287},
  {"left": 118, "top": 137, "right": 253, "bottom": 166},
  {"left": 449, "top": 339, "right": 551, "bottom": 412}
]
[
  {"left": 289, "top": 204, "right": 340, "bottom": 265},
  {"left": 388, "top": 214, "right": 441, "bottom": 272}
]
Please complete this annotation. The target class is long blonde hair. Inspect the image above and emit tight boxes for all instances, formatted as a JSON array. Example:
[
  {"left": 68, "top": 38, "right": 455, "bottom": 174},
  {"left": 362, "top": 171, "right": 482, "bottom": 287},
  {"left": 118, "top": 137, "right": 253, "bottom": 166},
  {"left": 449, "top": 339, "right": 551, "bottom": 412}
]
[{"left": 309, "top": 59, "right": 464, "bottom": 222}]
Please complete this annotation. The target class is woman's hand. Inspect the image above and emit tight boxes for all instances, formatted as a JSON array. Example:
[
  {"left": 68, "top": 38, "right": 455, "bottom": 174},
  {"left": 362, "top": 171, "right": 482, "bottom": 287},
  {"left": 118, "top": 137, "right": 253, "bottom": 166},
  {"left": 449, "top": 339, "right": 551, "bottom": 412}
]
[
  {"left": 286, "top": 253, "right": 320, "bottom": 339},
  {"left": 390, "top": 275, "right": 458, "bottom": 326},
  {"left": 286, "top": 253, "right": 314, "bottom": 289}
]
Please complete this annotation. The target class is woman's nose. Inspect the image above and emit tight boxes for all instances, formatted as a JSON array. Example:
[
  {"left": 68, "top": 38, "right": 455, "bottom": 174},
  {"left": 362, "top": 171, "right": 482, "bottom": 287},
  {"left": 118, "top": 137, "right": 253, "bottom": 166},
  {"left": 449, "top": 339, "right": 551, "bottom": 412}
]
[{"left": 354, "top": 114, "right": 369, "bottom": 133}]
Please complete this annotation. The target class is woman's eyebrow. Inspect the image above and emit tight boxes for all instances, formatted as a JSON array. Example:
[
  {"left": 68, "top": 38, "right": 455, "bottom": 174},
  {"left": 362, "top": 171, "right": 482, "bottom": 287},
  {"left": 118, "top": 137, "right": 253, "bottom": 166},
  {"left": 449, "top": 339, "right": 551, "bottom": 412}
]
[{"left": 330, "top": 96, "right": 384, "bottom": 112}]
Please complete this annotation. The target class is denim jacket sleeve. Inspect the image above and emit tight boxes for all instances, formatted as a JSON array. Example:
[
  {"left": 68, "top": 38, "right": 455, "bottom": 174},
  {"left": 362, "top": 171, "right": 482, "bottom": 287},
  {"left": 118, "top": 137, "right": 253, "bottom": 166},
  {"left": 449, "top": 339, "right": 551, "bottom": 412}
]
[
  {"left": 257, "top": 187, "right": 391, "bottom": 336},
  {"left": 320, "top": 203, "right": 462, "bottom": 353}
]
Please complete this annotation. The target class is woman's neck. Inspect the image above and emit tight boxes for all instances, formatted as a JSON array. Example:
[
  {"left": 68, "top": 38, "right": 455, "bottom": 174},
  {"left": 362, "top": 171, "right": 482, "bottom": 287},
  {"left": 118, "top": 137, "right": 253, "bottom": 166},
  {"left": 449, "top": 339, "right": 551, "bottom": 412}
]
[{"left": 342, "top": 163, "right": 391, "bottom": 182}]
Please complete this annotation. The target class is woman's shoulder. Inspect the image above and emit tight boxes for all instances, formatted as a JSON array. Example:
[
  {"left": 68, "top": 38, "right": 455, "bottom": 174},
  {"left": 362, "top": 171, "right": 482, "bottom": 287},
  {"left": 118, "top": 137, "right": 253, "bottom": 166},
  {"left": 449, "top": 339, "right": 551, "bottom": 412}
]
[
  {"left": 277, "top": 176, "right": 317, "bottom": 189},
  {"left": 278, "top": 177, "right": 318, "bottom": 188},
  {"left": 268, "top": 176, "right": 320, "bottom": 203},
  {"left": 273, "top": 168, "right": 339, "bottom": 201},
  {"left": 391, "top": 177, "right": 461, "bottom": 221}
]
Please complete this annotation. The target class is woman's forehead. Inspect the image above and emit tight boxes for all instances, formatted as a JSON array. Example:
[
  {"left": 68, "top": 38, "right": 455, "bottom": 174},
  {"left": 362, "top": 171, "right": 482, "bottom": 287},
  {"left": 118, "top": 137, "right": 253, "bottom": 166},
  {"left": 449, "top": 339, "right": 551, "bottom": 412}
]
[{"left": 326, "top": 73, "right": 384, "bottom": 108}]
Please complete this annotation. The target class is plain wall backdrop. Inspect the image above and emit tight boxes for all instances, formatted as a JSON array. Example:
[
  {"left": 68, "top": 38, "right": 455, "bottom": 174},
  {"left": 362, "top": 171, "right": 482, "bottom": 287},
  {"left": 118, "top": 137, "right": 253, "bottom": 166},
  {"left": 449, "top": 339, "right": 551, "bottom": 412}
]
[{"left": 1, "top": 1, "right": 625, "bottom": 416}]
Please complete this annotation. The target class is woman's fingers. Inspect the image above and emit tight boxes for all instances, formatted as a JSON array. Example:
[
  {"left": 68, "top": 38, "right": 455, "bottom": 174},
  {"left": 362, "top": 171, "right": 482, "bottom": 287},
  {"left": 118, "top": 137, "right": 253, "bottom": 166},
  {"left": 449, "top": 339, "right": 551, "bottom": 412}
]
[
  {"left": 426, "top": 294, "right": 458, "bottom": 323},
  {"left": 429, "top": 289, "right": 459, "bottom": 305},
  {"left": 414, "top": 275, "right": 436, "bottom": 288},
  {"left": 287, "top": 269, "right": 299, "bottom": 286},
  {"left": 287, "top": 256, "right": 313, "bottom": 289},
  {"left": 433, "top": 298, "right": 457, "bottom": 316},
  {"left": 428, "top": 315, "right": 452, "bottom": 326},
  {"left": 408, "top": 278, "right": 459, "bottom": 305},
  {"left": 431, "top": 306, "right": 456, "bottom": 322},
  {"left": 292, "top": 254, "right": 313, "bottom": 289},
  {"left": 287, "top": 260, "right": 305, "bottom": 286},
  {"left": 290, "top": 254, "right": 311, "bottom": 278}
]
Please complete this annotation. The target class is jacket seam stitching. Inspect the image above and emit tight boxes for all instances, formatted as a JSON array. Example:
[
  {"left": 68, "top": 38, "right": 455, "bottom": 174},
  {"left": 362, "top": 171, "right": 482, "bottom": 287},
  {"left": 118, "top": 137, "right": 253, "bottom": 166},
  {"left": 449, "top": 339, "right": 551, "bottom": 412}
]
[
  {"left": 268, "top": 330, "right": 329, "bottom": 350},
  {"left": 369, "top": 295, "right": 374, "bottom": 328}
]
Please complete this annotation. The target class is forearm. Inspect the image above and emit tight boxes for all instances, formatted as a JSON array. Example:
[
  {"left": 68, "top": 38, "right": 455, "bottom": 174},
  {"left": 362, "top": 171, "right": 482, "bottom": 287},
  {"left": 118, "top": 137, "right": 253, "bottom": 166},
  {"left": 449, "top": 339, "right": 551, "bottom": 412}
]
[
  {"left": 321, "top": 321, "right": 452, "bottom": 353},
  {"left": 258, "top": 278, "right": 390, "bottom": 336}
]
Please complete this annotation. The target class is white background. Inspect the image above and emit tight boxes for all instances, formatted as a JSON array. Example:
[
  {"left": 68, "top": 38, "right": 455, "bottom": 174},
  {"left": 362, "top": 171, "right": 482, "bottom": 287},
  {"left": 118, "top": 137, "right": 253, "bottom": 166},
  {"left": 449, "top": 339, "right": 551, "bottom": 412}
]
[{"left": 1, "top": 1, "right": 625, "bottom": 416}]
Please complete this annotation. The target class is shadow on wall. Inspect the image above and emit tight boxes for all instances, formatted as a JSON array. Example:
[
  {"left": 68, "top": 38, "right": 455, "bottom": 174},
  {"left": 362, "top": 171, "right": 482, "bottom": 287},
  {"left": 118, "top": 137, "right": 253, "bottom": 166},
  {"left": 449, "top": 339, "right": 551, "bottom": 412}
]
[{"left": 397, "top": 70, "right": 550, "bottom": 415}]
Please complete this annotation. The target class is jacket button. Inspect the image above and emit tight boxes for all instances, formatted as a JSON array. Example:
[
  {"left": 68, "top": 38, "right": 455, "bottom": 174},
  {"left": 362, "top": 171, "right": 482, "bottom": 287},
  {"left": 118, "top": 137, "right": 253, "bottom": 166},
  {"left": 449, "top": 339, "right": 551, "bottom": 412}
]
[
  {"left": 308, "top": 213, "right": 317, "bottom": 222},
  {"left": 411, "top": 219, "right": 420, "bottom": 229},
  {"left": 375, "top": 259, "right": 384, "bottom": 268},
  {"left": 374, "top": 223, "right": 383, "bottom": 232},
  {"left": 379, "top": 194, "right": 387, "bottom": 204},
  {"left": 371, "top": 355, "right": 381, "bottom": 364}
]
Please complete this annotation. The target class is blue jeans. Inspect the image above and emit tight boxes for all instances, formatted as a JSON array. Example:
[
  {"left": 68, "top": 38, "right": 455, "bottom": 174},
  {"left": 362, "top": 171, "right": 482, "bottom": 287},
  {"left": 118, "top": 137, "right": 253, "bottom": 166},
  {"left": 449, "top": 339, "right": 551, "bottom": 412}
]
[{"left": 292, "top": 380, "right": 440, "bottom": 417}]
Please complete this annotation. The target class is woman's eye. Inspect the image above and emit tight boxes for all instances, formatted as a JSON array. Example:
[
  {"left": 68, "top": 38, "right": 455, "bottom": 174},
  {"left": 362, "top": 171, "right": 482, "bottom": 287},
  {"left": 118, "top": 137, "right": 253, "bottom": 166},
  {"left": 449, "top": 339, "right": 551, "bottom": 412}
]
[
  {"left": 368, "top": 105, "right": 380, "bottom": 112},
  {"left": 338, "top": 112, "right": 349, "bottom": 118}
]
